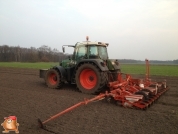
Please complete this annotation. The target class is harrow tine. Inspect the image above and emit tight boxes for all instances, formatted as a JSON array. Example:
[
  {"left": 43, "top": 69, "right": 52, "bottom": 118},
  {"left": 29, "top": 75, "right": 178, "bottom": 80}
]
[{"left": 37, "top": 118, "right": 44, "bottom": 129}]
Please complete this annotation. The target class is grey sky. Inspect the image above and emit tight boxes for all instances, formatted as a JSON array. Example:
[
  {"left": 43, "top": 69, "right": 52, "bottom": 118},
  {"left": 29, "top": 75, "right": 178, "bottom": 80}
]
[{"left": 0, "top": 0, "right": 178, "bottom": 60}]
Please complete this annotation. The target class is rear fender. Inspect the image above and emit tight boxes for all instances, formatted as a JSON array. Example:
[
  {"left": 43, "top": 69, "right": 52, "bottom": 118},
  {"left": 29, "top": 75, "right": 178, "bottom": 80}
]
[
  {"left": 53, "top": 66, "right": 67, "bottom": 82},
  {"left": 76, "top": 59, "right": 109, "bottom": 71}
]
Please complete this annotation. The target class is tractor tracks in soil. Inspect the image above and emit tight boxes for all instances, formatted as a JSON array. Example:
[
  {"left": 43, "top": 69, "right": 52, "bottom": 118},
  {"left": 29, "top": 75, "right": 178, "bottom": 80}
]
[
  {"left": 148, "top": 109, "right": 178, "bottom": 117},
  {"left": 156, "top": 89, "right": 178, "bottom": 108},
  {"left": 0, "top": 67, "right": 39, "bottom": 76},
  {"left": 156, "top": 101, "right": 178, "bottom": 107},
  {"left": 164, "top": 93, "right": 178, "bottom": 98},
  {"left": 0, "top": 70, "right": 38, "bottom": 76}
]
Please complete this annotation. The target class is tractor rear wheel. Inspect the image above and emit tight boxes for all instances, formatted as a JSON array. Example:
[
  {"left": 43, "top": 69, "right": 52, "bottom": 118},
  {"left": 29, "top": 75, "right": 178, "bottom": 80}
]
[
  {"left": 75, "top": 63, "right": 107, "bottom": 94},
  {"left": 45, "top": 68, "right": 63, "bottom": 89}
]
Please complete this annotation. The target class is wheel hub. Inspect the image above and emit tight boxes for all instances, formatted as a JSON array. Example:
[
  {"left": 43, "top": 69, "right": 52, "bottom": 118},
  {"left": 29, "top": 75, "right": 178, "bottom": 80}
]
[
  {"left": 49, "top": 73, "right": 57, "bottom": 85},
  {"left": 53, "top": 76, "right": 57, "bottom": 81},
  {"left": 89, "top": 76, "right": 94, "bottom": 81}
]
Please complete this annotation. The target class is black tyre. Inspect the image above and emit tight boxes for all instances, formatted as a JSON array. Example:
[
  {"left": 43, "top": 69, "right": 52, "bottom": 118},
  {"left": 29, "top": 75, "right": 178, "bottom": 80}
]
[
  {"left": 75, "top": 63, "right": 107, "bottom": 94},
  {"left": 45, "top": 68, "right": 63, "bottom": 89},
  {"left": 135, "top": 91, "right": 149, "bottom": 101},
  {"left": 141, "top": 89, "right": 153, "bottom": 97}
]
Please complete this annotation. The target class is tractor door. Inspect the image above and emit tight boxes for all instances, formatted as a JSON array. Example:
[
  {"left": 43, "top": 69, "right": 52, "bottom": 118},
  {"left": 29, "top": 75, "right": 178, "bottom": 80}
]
[{"left": 75, "top": 45, "right": 87, "bottom": 62}]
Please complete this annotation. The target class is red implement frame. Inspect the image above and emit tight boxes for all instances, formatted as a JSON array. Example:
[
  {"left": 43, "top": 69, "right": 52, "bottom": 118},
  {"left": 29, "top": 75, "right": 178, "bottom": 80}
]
[{"left": 38, "top": 59, "right": 169, "bottom": 129}]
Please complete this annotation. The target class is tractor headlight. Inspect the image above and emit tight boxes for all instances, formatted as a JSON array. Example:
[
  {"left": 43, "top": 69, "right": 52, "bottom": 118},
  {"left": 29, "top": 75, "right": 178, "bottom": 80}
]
[
  {"left": 115, "top": 60, "right": 119, "bottom": 66},
  {"left": 111, "top": 61, "right": 115, "bottom": 65}
]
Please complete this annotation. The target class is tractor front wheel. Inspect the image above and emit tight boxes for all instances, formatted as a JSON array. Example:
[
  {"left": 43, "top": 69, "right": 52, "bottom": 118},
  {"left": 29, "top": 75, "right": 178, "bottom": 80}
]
[
  {"left": 45, "top": 68, "right": 63, "bottom": 89},
  {"left": 76, "top": 63, "right": 106, "bottom": 94}
]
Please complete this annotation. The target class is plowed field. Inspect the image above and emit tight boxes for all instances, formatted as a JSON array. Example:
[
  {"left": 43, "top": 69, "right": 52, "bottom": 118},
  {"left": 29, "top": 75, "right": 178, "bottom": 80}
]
[{"left": 0, "top": 67, "right": 178, "bottom": 134}]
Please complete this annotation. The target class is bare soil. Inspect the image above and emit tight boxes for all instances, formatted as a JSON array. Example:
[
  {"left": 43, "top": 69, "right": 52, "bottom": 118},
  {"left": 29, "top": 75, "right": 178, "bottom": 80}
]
[{"left": 0, "top": 67, "right": 178, "bottom": 134}]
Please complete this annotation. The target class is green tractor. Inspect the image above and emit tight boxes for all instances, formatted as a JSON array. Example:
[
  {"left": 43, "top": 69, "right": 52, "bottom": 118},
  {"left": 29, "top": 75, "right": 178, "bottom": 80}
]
[{"left": 40, "top": 37, "right": 120, "bottom": 94}]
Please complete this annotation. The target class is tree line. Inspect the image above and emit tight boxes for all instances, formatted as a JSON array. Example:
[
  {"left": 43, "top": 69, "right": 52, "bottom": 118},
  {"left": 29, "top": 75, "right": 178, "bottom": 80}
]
[
  {"left": 0, "top": 45, "right": 177, "bottom": 64},
  {"left": 0, "top": 45, "right": 68, "bottom": 62}
]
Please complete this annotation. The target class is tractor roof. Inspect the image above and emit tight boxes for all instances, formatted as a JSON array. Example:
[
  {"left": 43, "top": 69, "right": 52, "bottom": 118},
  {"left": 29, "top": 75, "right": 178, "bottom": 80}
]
[{"left": 80, "top": 41, "right": 109, "bottom": 47}]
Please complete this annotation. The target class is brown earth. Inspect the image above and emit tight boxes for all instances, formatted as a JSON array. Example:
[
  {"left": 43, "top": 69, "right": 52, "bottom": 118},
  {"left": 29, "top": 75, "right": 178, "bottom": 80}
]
[{"left": 0, "top": 67, "right": 178, "bottom": 134}]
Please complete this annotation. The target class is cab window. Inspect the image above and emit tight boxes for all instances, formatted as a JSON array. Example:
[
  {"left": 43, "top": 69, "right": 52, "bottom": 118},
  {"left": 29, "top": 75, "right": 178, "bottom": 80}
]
[
  {"left": 89, "top": 46, "right": 98, "bottom": 58},
  {"left": 76, "top": 46, "right": 87, "bottom": 60}
]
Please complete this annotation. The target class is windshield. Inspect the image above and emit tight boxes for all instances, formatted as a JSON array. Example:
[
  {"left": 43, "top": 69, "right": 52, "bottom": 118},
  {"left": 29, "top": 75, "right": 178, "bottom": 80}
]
[
  {"left": 88, "top": 45, "right": 108, "bottom": 60},
  {"left": 98, "top": 46, "right": 108, "bottom": 60}
]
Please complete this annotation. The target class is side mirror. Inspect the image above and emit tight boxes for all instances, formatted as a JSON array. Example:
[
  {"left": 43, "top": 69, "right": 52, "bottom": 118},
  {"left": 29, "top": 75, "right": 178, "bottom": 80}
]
[{"left": 62, "top": 46, "right": 65, "bottom": 53}]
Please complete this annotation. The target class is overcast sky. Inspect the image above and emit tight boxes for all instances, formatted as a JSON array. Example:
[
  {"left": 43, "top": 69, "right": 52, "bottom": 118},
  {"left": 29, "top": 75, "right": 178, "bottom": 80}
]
[{"left": 0, "top": 0, "right": 177, "bottom": 60}]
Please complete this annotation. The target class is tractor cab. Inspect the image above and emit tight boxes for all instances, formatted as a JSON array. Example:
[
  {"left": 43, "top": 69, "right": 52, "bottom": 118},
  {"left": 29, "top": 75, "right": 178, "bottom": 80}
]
[
  {"left": 61, "top": 38, "right": 109, "bottom": 68},
  {"left": 74, "top": 41, "right": 108, "bottom": 61},
  {"left": 62, "top": 37, "right": 108, "bottom": 60}
]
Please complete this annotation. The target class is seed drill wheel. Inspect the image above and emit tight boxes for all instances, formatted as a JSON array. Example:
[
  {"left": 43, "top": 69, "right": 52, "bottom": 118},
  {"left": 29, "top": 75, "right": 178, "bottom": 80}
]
[
  {"left": 135, "top": 91, "right": 149, "bottom": 101},
  {"left": 45, "top": 68, "right": 63, "bottom": 89},
  {"left": 141, "top": 89, "right": 153, "bottom": 97},
  {"left": 76, "top": 63, "right": 106, "bottom": 94}
]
